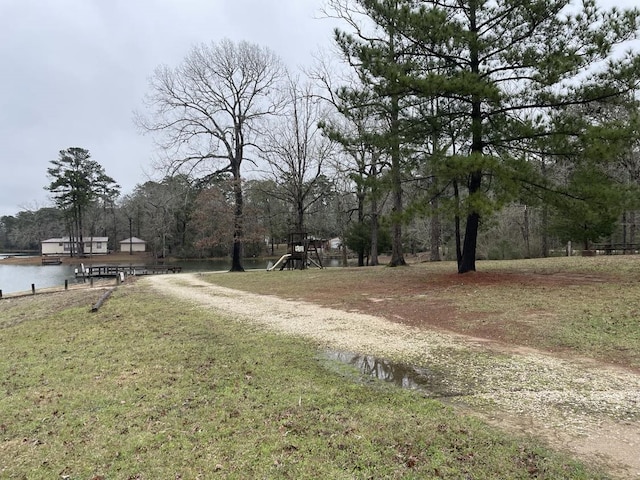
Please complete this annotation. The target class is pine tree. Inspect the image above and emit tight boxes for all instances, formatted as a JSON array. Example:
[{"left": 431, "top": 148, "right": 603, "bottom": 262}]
[
  {"left": 332, "top": 0, "right": 640, "bottom": 272},
  {"left": 46, "top": 147, "right": 120, "bottom": 256},
  {"left": 330, "top": 0, "right": 421, "bottom": 266}
]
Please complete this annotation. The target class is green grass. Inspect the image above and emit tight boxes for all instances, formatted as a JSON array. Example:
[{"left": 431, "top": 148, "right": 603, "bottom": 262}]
[{"left": 0, "top": 283, "right": 606, "bottom": 479}]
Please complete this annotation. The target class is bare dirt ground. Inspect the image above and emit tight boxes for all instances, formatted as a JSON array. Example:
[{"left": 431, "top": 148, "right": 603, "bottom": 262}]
[{"left": 146, "top": 272, "right": 640, "bottom": 479}]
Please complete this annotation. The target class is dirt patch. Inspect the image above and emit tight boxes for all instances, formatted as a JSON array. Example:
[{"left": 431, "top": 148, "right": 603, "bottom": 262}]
[
  {"left": 235, "top": 265, "right": 640, "bottom": 369},
  {"left": 146, "top": 273, "right": 640, "bottom": 479}
]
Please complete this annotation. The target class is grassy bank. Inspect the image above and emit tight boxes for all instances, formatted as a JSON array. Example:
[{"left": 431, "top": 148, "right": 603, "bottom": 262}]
[{"left": 0, "top": 282, "right": 604, "bottom": 478}]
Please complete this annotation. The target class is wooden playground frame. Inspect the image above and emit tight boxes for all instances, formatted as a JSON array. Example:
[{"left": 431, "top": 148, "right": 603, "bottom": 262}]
[{"left": 267, "top": 232, "right": 324, "bottom": 271}]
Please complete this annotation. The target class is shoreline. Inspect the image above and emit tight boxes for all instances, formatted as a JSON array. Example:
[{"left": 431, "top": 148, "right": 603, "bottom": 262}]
[
  {"left": 0, "top": 252, "right": 295, "bottom": 267},
  {"left": 0, "top": 251, "right": 157, "bottom": 266}
]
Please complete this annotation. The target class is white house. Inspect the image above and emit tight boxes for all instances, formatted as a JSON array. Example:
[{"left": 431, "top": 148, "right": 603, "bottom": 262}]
[
  {"left": 119, "top": 237, "right": 147, "bottom": 253},
  {"left": 41, "top": 237, "right": 109, "bottom": 256}
]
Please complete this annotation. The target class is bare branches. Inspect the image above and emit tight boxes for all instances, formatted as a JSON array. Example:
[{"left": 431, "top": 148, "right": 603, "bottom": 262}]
[
  {"left": 136, "top": 38, "right": 287, "bottom": 270},
  {"left": 136, "top": 39, "right": 286, "bottom": 181},
  {"left": 259, "top": 75, "right": 336, "bottom": 231}
]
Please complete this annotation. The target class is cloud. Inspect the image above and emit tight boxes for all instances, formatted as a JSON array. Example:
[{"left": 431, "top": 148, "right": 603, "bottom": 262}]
[
  {"left": 0, "top": 0, "right": 335, "bottom": 217},
  {"left": 2, "top": 0, "right": 634, "bottom": 218}
]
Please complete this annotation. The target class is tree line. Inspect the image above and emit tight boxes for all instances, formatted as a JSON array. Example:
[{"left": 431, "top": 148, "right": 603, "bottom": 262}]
[{"left": 2, "top": 0, "right": 640, "bottom": 272}]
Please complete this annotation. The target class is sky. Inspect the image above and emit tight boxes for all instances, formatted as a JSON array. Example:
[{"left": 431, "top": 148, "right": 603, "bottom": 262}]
[
  {"left": 0, "top": 0, "right": 638, "bottom": 218},
  {"left": 0, "top": 0, "right": 339, "bottom": 217}
]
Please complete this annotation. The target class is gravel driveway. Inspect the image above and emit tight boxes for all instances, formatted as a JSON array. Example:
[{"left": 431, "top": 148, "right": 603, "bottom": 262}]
[{"left": 147, "top": 273, "right": 640, "bottom": 479}]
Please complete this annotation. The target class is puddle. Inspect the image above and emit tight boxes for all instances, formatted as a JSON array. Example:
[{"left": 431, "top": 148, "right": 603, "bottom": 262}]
[{"left": 322, "top": 350, "right": 466, "bottom": 398}]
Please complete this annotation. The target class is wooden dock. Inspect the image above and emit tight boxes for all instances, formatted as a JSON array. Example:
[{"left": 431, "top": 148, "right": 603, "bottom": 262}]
[
  {"left": 41, "top": 256, "right": 62, "bottom": 265},
  {"left": 76, "top": 264, "right": 182, "bottom": 278}
]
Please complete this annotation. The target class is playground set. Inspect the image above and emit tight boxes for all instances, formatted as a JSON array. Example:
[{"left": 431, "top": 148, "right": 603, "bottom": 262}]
[{"left": 267, "top": 232, "right": 324, "bottom": 271}]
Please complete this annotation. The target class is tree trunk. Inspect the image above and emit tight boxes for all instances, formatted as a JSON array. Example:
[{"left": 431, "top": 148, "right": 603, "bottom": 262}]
[
  {"left": 459, "top": 212, "right": 479, "bottom": 273},
  {"left": 523, "top": 205, "right": 531, "bottom": 259},
  {"left": 357, "top": 190, "right": 365, "bottom": 267},
  {"left": 387, "top": 25, "right": 405, "bottom": 268},
  {"left": 541, "top": 203, "right": 549, "bottom": 257},
  {"left": 112, "top": 208, "right": 119, "bottom": 255},
  {"left": 230, "top": 170, "right": 244, "bottom": 272},
  {"left": 370, "top": 156, "right": 380, "bottom": 266},
  {"left": 540, "top": 159, "right": 549, "bottom": 257},
  {"left": 370, "top": 211, "right": 379, "bottom": 266},
  {"left": 458, "top": 170, "right": 482, "bottom": 273},
  {"left": 296, "top": 196, "right": 304, "bottom": 233},
  {"left": 129, "top": 217, "right": 133, "bottom": 255},
  {"left": 67, "top": 219, "right": 76, "bottom": 258},
  {"left": 341, "top": 242, "right": 348, "bottom": 267},
  {"left": 430, "top": 198, "right": 441, "bottom": 262},
  {"left": 458, "top": 1, "right": 481, "bottom": 274},
  {"left": 389, "top": 206, "right": 406, "bottom": 266},
  {"left": 429, "top": 98, "right": 442, "bottom": 263},
  {"left": 77, "top": 205, "right": 85, "bottom": 256},
  {"left": 453, "top": 180, "right": 462, "bottom": 268}
]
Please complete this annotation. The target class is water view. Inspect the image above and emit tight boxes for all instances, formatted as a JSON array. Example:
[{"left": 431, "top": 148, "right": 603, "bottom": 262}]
[
  {"left": 0, "top": 256, "right": 328, "bottom": 296},
  {"left": 0, "top": 263, "right": 80, "bottom": 295}
]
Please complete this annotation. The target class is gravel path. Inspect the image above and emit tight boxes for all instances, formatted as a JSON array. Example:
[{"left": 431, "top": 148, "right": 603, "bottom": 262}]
[{"left": 147, "top": 273, "right": 640, "bottom": 479}]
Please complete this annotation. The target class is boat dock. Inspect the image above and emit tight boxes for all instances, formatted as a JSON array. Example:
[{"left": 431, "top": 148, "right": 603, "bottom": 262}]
[
  {"left": 41, "top": 255, "right": 62, "bottom": 265},
  {"left": 76, "top": 264, "right": 182, "bottom": 278}
]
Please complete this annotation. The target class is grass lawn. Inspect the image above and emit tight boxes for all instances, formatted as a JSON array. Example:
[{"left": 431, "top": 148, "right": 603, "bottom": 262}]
[{"left": 0, "top": 278, "right": 606, "bottom": 479}]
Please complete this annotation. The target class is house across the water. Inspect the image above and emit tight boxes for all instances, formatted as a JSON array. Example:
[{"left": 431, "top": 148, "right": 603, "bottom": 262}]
[
  {"left": 119, "top": 237, "right": 147, "bottom": 253},
  {"left": 41, "top": 237, "right": 109, "bottom": 256}
]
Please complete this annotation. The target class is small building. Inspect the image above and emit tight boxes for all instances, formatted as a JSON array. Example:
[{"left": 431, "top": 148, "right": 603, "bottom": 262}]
[
  {"left": 41, "top": 237, "right": 109, "bottom": 256},
  {"left": 119, "top": 237, "right": 147, "bottom": 253}
]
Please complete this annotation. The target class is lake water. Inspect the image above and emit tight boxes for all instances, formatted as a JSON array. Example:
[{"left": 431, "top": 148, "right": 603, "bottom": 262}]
[
  {"left": 0, "top": 256, "right": 337, "bottom": 296},
  {"left": 0, "top": 263, "right": 80, "bottom": 295}
]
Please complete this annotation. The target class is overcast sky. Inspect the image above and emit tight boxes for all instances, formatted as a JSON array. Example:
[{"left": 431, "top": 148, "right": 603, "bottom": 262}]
[
  {"left": 0, "top": 0, "right": 638, "bottom": 218},
  {"left": 0, "top": 0, "right": 339, "bottom": 218}
]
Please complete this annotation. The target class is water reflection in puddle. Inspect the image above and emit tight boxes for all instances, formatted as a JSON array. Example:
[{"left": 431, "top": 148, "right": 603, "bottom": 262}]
[{"left": 323, "top": 350, "right": 463, "bottom": 398}]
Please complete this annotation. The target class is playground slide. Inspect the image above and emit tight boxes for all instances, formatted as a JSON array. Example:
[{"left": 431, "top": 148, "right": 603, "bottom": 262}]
[{"left": 267, "top": 253, "right": 292, "bottom": 271}]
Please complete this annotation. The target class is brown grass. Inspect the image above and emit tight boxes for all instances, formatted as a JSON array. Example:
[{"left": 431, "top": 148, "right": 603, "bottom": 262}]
[{"left": 205, "top": 256, "right": 640, "bottom": 370}]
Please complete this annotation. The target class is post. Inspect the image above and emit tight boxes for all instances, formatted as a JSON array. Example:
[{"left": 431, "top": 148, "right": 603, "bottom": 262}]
[
  {"left": 90, "top": 277, "right": 94, "bottom": 287},
  {"left": 129, "top": 217, "right": 133, "bottom": 255},
  {"left": 0, "top": 289, "right": 3, "bottom": 299},
  {"left": 32, "top": 284, "right": 36, "bottom": 295},
  {"left": 65, "top": 279, "right": 68, "bottom": 290}
]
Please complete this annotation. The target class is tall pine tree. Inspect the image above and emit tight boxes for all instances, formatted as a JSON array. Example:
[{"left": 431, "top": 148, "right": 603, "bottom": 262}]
[
  {"left": 332, "top": 0, "right": 640, "bottom": 272},
  {"left": 46, "top": 147, "right": 120, "bottom": 256}
]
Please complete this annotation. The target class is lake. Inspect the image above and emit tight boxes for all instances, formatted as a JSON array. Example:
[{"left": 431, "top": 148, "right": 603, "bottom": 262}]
[{"left": 0, "top": 256, "right": 339, "bottom": 296}]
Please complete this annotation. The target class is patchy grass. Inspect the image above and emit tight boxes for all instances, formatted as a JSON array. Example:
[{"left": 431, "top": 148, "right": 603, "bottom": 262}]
[
  {"left": 0, "top": 283, "right": 605, "bottom": 479},
  {"left": 207, "top": 256, "right": 640, "bottom": 369}
]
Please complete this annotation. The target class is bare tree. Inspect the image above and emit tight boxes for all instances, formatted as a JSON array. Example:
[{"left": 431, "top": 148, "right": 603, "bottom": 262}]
[
  {"left": 260, "top": 76, "right": 335, "bottom": 233},
  {"left": 137, "top": 39, "right": 286, "bottom": 271}
]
